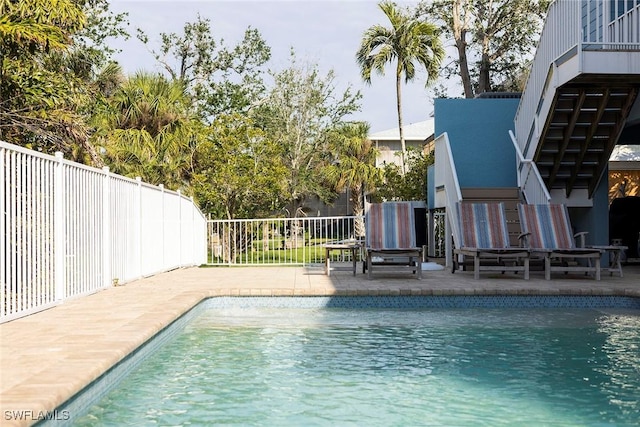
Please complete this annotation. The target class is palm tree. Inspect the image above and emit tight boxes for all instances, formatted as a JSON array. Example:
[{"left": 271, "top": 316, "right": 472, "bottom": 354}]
[
  {"left": 92, "top": 72, "right": 202, "bottom": 190},
  {"left": 325, "top": 121, "right": 382, "bottom": 237},
  {"left": 356, "top": 1, "right": 444, "bottom": 174}
]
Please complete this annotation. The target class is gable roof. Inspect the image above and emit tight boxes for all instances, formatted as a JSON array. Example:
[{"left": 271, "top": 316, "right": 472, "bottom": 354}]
[{"left": 368, "top": 119, "right": 434, "bottom": 142}]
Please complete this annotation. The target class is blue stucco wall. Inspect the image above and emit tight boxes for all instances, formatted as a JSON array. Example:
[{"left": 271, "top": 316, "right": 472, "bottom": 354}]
[
  {"left": 570, "top": 170, "right": 610, "bottom": 248},
  {"left": 434, "top": 98, "right": 520, "bottom": 188},
  {"left": 432, "top": 97, "right": 612, "bottom": 256}
]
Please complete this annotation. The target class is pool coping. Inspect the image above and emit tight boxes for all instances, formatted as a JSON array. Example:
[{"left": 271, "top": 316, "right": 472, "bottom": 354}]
[{"left": 1, "top": 265, "right": 639, "bottom": 426}]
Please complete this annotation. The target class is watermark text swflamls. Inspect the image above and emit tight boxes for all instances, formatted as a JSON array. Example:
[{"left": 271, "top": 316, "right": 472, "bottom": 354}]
[{"left": 4, "top": 410, "right": 70, "bottom": 422}]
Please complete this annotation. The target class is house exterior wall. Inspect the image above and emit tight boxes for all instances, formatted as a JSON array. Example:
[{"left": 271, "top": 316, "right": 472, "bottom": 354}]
[
  {"left": 305, "top": 192, "right": 351, "bottom": 217},
  {"left": 434, "top": 98, "right": 520, "bottom": 188},
  {"left": 374, "top": 139, "right": 426, "bottom": 168},
  {"left": 570, "top": 167, "right": 610, "bottom": 246}
]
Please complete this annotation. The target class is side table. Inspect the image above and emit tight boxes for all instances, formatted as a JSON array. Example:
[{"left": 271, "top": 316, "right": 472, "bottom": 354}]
[
  {"left": 324, "top": 243, "right": 361, "bottom": 276},
  {"left": 589, "top": 245, "right": 628, "bottom": 277}
]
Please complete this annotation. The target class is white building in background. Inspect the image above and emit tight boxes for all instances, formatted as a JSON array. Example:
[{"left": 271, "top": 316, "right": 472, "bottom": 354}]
[{"left": 368, "top": 119, "right": 435, "bottom": 169}]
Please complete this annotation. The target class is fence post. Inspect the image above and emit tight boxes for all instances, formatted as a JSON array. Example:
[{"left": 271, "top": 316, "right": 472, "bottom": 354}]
[
  {"left": 445, "top": 210, "right": 452, "bottom": 268},
  {"left": 0, "top": 147, "right": 5, "bottom": 317},
  {"left": 159, "top": 184, "right": 165, "bottom": 270},
  {"left": 135, "top": 177, "right": 142, "bottom": 279},
  {"left": 177, "top": 189, "right": 182, "bottom": 267},
  {"left": 102, "top": 167, "right": 111, "bottom": 287},
  {"left": 54, "top": 152, "right": 65, "bottom": 302},
  {"left": 191, "top": 196, "right": 196, "bottom": 266}
]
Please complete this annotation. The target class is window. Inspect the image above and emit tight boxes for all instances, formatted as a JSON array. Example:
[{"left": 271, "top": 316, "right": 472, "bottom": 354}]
[{"left": 583, "top": 0, "right": 603, "bottom": 42}]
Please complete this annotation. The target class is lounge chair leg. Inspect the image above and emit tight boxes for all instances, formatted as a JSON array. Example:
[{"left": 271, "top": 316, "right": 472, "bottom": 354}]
[{"left": 545, "top": 256, "right": 551, "bottom": 280}]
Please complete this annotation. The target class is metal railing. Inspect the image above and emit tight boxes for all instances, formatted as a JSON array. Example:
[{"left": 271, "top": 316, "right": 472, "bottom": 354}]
[
  {"left": 206, "top": 216, "right": 364, "bottom": 266},
  {"left": 429, "top": 210, "right": 447, "bottom": 259},
  {"left": 206, "top": 212, "right": 445, "bottom": 266},
  {"left": 1, "top": 141, "right": 207, "bottom": 323}
]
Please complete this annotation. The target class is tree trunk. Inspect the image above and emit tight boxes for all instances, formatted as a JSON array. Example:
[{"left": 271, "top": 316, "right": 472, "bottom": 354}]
[
  {"left": 351, "top": 184, "right": 365, "bottom": 238},
  {"left": 79, "top": 137, "right": 105, "bottom": 168},
  {"left": 396, "top": 65, "right": 406, "bottom": 175},
  {"left": 452, "top": 0, "right": 474, "bottom": 98},
  {"left": 478, "top": 35, "right": 492, "bottom": 94},
  {"left": 455, "top": 36, "right": 473, "bottom": 98}
]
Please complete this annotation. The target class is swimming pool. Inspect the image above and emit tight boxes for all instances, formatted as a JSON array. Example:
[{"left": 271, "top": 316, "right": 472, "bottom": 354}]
[{"left": 70, "top": 297, "right": 640, "bottom": 426}]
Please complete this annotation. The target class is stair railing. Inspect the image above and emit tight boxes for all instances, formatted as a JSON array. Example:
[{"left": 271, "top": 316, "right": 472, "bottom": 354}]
[
  {"left": 515, "top": 1, "right": 640, "bottom": 162},
  {"left": 514, "top": 0, "right": 581, "bottom": 159},
  {"left": 434, "top": 132, "right": 462, "bottom": 267},
  {"left": 509, "top": 130, "right": 551, "bottom": 205}
]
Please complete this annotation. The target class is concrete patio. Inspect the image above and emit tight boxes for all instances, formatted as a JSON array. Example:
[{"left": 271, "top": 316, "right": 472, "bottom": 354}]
[{"left": 1, "top": 263, "right": 639, "bottom": 426}]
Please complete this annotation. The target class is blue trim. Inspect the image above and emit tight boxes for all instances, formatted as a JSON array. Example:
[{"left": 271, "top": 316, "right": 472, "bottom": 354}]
[{"left": 205, "top": 296, "right": 640, "bottom": 309}]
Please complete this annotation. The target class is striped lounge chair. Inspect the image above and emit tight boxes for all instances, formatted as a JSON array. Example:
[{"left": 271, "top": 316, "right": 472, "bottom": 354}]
[
  {"left": 518, "top": 204, "right": 602, "bottom": 280},
  {"left": 454, "top": 202, "right": 530, "bottom": 280},
  {"left": 365, "top": 202, "right": 423, "bottom": 279}
]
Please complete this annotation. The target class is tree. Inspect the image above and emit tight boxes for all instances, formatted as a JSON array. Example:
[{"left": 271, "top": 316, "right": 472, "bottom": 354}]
[
  {"left": 0, "top": 0, "right": 129, "bottom": 164},
  {"left": 138, "top": 15, "right": 271, "bottom": 119},
  {"left": 418, "top": 0, "right": 550, "bottom": 98},
  {"left": 356, "top": 1, "right": 444, "bottom": 174},
  {"left": 192, "top": 114, "right": 286, "bottom": 220},
  {"left": 91, "top": 72, "right": 202, "bottom": 190},
  {"left": 0, "top": 0, "right": 86, "bottom": 152},
  {"left": 0, "top": 0, "right": 84, "bottom": 51},
  {"left": 252, "top": 52, "right": 362, "bottom": 217},
  {"left": 74, "top": 0, "right": 130, "bottom": 72},
  {"left": 374, "top": 147, "right": 433, "bottom": 202},
  {"left": 324, "top": 122, "right": 382, "bottom": 236}
]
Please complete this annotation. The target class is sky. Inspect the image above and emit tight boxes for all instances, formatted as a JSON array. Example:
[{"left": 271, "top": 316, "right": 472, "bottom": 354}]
[{"left": 108, "top": 0, "right": 443, "bottom": 133}]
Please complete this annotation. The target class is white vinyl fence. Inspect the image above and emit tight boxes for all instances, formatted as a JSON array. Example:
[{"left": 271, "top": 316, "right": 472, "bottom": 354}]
[{"left": 1, "top": 141, "right": 207, "bottom": 323}]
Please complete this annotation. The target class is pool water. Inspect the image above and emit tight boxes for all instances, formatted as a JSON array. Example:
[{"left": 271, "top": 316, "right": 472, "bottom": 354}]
[{"left": 75, "top": 307, "right": 640, "bottom": 426}]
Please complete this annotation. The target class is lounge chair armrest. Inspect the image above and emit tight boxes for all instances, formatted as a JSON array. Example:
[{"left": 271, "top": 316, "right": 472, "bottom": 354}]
[
  {"left": 518, "top": 232, "right": 531, "bottom": 248},
  {"left": 574, "top": 231, "right": 588, "bottom": 248}
]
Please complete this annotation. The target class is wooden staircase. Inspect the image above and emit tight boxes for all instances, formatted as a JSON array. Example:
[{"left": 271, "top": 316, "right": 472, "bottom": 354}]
[
  {"left": 460, "top": 187, "right": 523, "bottom": 247},
  {"left": 535, "top": 77, "right": 639, "bottom": 198}
]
